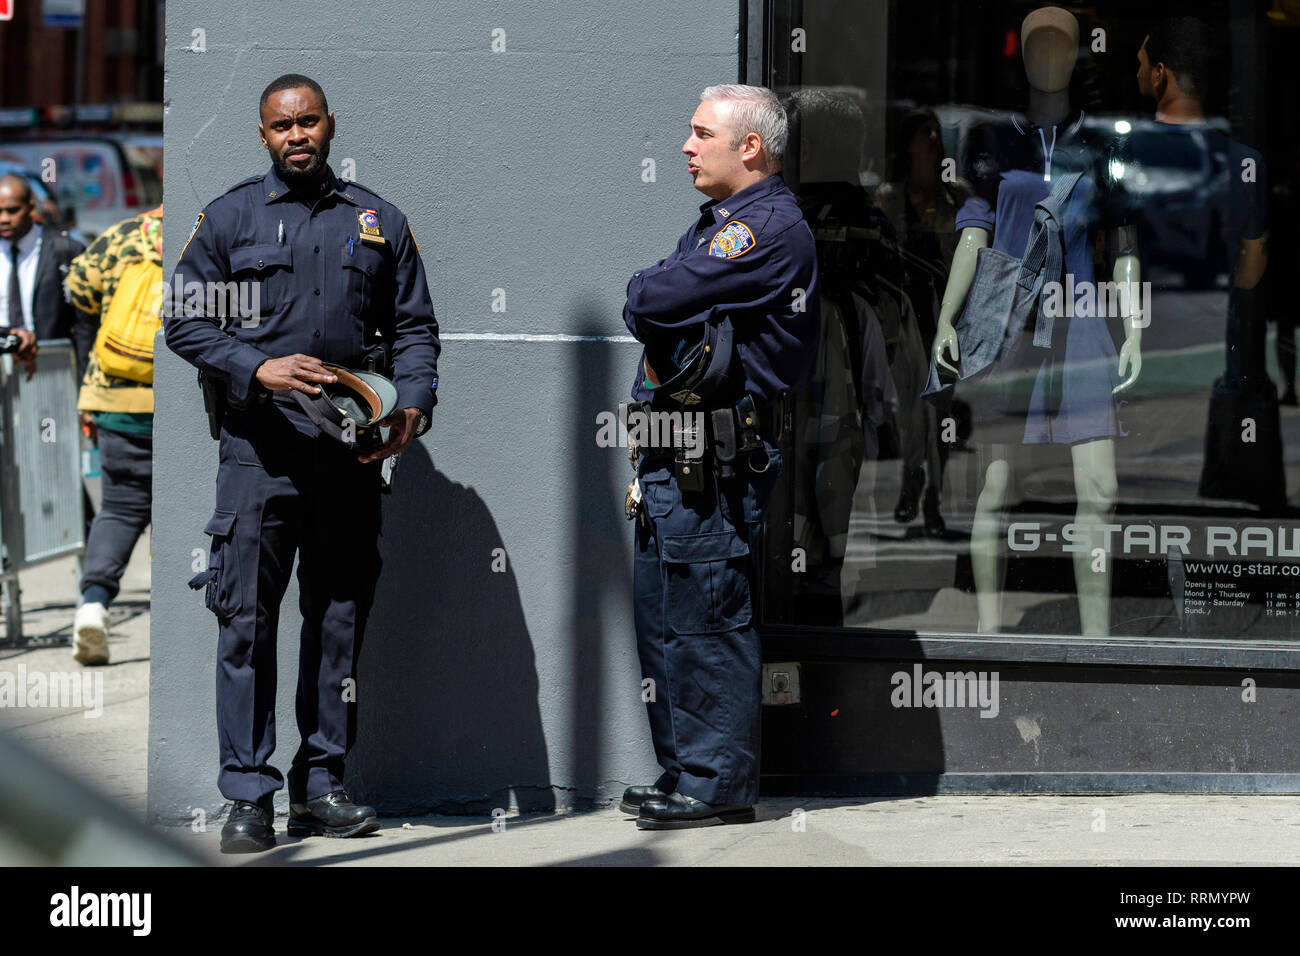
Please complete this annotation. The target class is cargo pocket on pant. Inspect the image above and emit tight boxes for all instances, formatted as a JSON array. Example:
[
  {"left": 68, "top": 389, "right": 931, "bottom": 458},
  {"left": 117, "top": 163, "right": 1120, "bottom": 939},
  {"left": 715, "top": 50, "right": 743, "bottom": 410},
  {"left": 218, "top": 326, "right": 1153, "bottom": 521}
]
[
  {"left": 639, "top": 464, "right": 673, "bottom": 521},
  {"left": 661, "top": 531, "right": 752, "bottom": 635},
  {"left": 187, "top": 509, "right": 242, "bottom": 621}
]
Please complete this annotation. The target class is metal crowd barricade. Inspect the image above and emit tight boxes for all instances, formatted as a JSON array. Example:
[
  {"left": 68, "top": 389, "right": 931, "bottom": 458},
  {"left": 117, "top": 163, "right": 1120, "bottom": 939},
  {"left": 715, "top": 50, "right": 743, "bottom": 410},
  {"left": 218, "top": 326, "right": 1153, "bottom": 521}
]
[{"left": 0, "top": 339, "right": 86, "bottom": 647}]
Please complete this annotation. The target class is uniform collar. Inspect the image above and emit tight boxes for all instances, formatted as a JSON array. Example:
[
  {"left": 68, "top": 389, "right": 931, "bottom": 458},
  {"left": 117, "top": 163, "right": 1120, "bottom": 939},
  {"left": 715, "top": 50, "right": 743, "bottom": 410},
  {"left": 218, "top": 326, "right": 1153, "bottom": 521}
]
[
  {"left": 262, "top": 165, "right": 360, "bottom": 205},
  {"left": 698, "top": 172, "right": 785, "bottom": 224}
]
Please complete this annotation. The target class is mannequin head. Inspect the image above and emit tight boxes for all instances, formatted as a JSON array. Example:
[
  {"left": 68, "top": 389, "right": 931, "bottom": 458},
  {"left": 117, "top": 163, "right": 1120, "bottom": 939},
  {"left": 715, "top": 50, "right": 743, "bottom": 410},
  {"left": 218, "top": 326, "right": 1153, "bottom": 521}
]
[{"left": 1021, "top": 6, "right": 1079, "bottom": 93}]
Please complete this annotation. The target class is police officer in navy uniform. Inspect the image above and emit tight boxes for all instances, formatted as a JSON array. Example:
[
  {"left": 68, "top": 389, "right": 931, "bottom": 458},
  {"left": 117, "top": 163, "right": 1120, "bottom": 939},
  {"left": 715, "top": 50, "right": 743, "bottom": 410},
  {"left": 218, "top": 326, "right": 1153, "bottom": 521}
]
[
  {"left": 163, "top": 74, "right": 440, "bottom": 853},
  {"left": 622, "top": 85, "right": 820, "bottom": 828}
]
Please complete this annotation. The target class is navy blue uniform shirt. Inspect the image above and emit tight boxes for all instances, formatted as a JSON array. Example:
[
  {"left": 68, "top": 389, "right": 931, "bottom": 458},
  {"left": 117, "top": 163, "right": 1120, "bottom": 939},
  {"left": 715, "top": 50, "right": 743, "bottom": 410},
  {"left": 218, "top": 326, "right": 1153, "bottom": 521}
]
[
  {"left": 164, "top": 165, "right": 440, "bottom": 438},
  {"left": 623, "top": 173, "right": 820, "bottom": 405}
]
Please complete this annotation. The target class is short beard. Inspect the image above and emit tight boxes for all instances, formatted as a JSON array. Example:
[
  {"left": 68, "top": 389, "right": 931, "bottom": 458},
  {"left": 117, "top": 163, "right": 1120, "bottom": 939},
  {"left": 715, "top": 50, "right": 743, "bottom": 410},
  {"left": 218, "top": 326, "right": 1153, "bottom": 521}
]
[{"left": 271, "top": 140, "right": 330, "bottom": 187}]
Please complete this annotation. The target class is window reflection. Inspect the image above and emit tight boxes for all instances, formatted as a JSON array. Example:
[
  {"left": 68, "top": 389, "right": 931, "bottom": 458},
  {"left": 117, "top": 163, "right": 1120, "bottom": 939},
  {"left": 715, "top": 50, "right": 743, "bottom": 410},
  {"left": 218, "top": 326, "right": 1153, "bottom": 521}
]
[{"left": 765, "top": 2, "right": 1299, "bottom": 640}]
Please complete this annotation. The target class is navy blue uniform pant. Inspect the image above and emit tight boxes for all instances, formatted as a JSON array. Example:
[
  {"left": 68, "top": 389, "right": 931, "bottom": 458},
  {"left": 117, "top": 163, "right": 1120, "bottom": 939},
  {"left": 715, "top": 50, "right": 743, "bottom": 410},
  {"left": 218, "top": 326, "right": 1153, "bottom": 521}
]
[
  {"left": 198, "top": 407, "right": 382, "bottom": 805},
  {"left": 633, "top": 441, "right": 780, "bottom": 806}
]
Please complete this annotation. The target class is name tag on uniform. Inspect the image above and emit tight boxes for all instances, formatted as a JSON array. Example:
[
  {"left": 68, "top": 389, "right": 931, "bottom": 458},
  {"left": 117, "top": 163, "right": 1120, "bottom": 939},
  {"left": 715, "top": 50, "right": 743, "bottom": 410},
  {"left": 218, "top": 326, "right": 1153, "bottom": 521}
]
[{"left": 358, "top": 208, "right": 386, "bottom": 244}]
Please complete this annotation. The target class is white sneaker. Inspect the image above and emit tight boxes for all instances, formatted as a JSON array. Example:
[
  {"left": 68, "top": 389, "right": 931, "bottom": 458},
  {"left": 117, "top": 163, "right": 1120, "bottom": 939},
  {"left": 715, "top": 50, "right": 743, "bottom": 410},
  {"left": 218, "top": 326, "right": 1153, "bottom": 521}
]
[{"left": 72, "top": 602, "right": 110, "bottom": 665}]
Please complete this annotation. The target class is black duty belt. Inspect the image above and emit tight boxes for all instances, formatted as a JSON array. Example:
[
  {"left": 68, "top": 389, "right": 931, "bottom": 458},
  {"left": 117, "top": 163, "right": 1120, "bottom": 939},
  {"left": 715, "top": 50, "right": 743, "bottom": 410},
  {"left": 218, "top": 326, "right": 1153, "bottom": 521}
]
[{"left": 626, "top": 393, "right": 777, "bottom": 491}]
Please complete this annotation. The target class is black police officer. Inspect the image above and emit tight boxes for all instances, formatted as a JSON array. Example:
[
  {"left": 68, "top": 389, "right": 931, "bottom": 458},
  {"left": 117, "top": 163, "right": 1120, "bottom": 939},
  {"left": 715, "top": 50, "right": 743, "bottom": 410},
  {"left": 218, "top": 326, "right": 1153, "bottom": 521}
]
[
  {"left": 163, "top": 74, "right": 440, "bottom": 852},
  {"left": 622, "top": 85, "right": 820, "bottom": 828}
]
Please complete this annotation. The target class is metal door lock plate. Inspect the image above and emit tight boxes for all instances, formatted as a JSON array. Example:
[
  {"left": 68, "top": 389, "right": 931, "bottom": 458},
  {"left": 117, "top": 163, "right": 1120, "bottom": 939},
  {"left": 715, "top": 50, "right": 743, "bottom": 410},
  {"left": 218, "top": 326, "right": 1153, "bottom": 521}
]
[{"left": 762, "top": 663, "right": 801, "bottom": 706}]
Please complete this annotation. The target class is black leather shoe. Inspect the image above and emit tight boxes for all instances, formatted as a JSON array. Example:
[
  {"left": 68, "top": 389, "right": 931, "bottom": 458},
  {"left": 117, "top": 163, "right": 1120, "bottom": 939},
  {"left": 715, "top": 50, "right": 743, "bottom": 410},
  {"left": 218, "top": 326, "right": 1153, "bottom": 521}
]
[
  {"left": 636, "top": 792, "right": 755, "bottom": 829},
  {"left": 220, "top": 799, "right": 275, "bottom": 854},
  {"left": 619, "top": 785, "right": 668, "bottom": 815},
  {"left": 287, "top": 790, "right": 380, "bottom": 838}
]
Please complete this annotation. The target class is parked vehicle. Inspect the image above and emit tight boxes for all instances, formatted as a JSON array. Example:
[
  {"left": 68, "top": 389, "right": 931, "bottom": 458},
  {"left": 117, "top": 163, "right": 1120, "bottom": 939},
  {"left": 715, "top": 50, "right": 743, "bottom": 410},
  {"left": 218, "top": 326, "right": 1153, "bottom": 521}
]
[
  {"left": 1086, "top": 115, "right": 1231, "bottom": 290},
  {"left": 0, "top": 137, "right": 161, "bottom": 239}
]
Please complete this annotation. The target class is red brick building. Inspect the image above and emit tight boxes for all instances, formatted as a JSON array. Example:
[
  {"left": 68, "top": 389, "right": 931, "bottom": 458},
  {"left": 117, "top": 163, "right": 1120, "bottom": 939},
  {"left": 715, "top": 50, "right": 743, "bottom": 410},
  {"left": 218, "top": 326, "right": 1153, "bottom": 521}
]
[{"left": 0, "top": 0, "right": 162, "bottom": 118}]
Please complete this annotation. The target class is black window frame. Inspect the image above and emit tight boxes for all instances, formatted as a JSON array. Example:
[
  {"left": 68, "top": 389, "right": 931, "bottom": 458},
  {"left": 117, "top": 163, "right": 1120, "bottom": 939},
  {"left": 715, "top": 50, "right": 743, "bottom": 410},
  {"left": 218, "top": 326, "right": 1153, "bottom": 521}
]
[{"left": 743, "top": 0, "right": 1300, "bottom": 673}]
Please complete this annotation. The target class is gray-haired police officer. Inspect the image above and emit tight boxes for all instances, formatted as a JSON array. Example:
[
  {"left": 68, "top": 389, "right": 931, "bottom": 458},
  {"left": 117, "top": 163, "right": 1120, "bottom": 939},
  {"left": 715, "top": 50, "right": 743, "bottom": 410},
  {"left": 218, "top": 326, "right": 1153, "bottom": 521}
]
[
  {"left": 622, "top": 85, "right": 820, "bottom": 828},
  {"left": 163, "top": 74, "right": 440, "bottom": 853}
]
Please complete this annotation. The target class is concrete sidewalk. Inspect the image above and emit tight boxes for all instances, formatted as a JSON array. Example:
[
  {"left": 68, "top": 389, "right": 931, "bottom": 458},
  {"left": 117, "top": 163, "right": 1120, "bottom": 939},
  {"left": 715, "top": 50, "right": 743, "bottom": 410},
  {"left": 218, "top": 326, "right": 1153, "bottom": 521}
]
[
  {"left": 0, "top": 536, "right": 152, "bottom": 819},
  {"left": 175, "top": 793, "right": 1300, "bottom": 866},
  {"left": 3, "top": 542, "right": 1300, "bottom": 866}
]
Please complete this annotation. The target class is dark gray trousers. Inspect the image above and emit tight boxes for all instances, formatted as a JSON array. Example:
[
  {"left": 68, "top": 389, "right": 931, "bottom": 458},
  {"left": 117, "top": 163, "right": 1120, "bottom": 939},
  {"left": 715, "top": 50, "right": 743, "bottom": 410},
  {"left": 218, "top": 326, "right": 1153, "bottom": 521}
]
[{"left": 81, "top": 427, "right": 153, "bottom": 604}]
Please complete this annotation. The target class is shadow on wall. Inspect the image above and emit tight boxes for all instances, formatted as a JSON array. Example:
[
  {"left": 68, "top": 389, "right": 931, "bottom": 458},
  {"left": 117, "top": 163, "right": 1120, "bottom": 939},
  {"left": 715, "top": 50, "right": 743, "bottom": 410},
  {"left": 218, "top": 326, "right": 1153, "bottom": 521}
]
[
  {"left": 344, "top": 441, "right": 554, "bottom": 814},
  {"left": 568, "top": 322, "right": 636, "bottom": 804}
]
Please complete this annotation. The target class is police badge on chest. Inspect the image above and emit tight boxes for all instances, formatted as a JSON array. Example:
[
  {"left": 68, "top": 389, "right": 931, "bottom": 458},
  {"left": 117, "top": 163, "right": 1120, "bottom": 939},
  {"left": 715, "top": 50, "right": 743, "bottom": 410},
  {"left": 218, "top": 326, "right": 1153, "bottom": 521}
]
[{"left": 358, "top": 208, "right": 386, "bottom": 244}]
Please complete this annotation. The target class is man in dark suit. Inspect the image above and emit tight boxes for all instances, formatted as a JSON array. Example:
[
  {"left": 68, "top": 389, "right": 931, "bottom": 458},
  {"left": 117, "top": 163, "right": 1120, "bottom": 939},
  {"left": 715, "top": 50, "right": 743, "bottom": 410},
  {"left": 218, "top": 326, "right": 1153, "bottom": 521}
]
[{"left": 0, "top": 174, "right": 88, "bottom": 379}]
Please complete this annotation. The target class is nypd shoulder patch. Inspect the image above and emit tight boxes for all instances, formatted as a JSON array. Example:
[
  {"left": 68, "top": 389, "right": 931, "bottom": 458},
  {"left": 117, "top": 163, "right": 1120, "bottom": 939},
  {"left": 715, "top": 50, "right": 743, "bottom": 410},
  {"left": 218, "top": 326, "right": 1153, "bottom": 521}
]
[
  {"left": 708, "top": 220, "right": 755, "bottom": 259},
  {"left": 180, "top": 212, "right": 204, "bottom": 259}
]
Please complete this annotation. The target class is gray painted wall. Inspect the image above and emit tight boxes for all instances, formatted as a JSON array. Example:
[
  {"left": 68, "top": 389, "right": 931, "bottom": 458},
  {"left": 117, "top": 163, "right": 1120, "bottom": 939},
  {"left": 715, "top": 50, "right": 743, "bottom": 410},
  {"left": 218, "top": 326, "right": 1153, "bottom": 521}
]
[{"left": 152, "top": 0, "right": 739, "bottom": 821}]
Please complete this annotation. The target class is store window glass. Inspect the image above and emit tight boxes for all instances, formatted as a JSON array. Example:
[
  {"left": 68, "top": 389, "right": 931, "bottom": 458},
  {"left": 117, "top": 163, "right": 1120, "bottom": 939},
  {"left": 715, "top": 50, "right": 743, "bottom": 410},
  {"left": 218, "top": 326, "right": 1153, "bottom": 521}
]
[{"left": 762, "top": 1, "right": 1300, "bottom": 641}]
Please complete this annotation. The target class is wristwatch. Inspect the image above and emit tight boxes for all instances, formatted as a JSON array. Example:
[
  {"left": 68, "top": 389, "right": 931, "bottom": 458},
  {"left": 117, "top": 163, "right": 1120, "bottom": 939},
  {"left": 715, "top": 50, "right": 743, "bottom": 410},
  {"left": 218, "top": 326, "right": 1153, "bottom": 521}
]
[{"left": 414, "top": 411, "right": 429, "bottom": 437}]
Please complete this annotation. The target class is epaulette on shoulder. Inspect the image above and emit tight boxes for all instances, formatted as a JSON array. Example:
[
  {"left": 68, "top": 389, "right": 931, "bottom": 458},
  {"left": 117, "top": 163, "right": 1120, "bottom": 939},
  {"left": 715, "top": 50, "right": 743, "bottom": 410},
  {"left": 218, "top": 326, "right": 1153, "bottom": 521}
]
[
  {"left": 339, "top": 179, "right": 386, "bottom": 204},
  {"left": 221, "top": 174, "right": 265, "bottom": 196}
]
